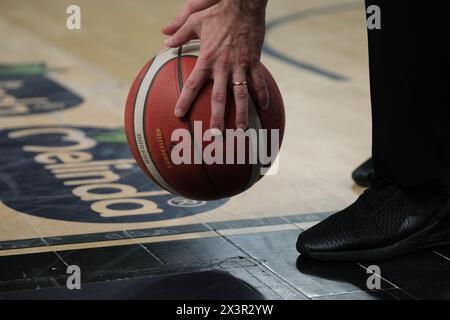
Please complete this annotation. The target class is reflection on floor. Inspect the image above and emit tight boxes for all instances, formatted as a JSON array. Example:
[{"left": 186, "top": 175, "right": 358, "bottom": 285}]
[{"left": 2, "top": 227, "right": 450, "bottom": 300}]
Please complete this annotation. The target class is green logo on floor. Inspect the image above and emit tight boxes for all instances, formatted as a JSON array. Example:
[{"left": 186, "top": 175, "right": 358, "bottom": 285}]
[{"left": 0, "top": 63, "right": 83, "bottom": 116}]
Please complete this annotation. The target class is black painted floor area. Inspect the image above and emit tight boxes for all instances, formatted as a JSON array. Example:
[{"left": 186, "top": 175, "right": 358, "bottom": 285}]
[{"left": 1, "top": 229, "right": 450, "bottom": 300}]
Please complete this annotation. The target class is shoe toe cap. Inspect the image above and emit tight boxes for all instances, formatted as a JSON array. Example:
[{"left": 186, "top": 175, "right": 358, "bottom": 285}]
[
  {"left": 296, "top": 224, "right": 354, "bottom": 258},
  {"left": 296, "top": 232, "right": 311, "bottom": 257}
]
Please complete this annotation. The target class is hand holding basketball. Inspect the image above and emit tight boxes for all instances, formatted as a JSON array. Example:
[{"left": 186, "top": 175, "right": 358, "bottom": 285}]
[
  {"left": 162, "top": 0, "right": 269, "bottom": 133},
  {"left": 124, "top": 41, "right": 285, "bottom": 200}
]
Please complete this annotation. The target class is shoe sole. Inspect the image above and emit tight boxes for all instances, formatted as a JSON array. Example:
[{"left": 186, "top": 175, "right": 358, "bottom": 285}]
[{"left": 300, "top": 200, "right": 450, "bottom": 261}]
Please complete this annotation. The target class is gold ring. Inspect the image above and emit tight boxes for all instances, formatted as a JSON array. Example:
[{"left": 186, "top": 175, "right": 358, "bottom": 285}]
[{"left": 231, "top": 80, "right": 248, "bottom": 86}]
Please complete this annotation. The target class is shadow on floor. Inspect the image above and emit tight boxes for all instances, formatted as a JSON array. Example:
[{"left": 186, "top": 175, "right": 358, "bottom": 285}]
[{"left": 0, "top": 270, "right": 265, "bottom": 300}]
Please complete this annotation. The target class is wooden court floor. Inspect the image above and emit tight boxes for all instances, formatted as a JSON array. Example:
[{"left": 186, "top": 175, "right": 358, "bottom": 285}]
[{"left": 1, "top": 0, "right": 450, "bottom": 300}]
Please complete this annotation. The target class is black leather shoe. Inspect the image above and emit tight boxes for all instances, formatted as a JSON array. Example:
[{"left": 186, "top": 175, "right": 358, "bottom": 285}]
[{"left": 296, "top": 179, "right": 450, "bottom": 261}]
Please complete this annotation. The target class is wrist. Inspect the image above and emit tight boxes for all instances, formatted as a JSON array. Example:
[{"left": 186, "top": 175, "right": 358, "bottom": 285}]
[{"left": 222, "top": 0, "right": 268, "bottom": 19}]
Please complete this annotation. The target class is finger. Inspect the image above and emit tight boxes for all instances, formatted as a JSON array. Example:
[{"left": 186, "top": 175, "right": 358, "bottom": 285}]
[
  {"left": 175, "top": 64, "right": 210, "bottom": 118},
  {"left": 162, "top": 0, "right": 220, "bottom": 35},
  {"left": 249, "top": 64, "right": 269, "bottom": 110},
  {"left": 165, "top": 18, "right": 198, "bottom": 47},
  {"left": 210, "top": 71, "right": 228, "bottom": 132},
  {"left": 232, "top": 70, "right": 249, "bottom": 130}
]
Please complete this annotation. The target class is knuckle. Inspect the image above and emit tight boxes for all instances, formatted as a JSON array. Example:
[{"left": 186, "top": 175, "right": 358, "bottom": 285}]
[
  {"left": 185, "top": 78, "right": 200, "bottom": 91},
  {"left": 260, "top": 94, "right": 269, "bottom": 105},
  {"left": 235, "top": 87, "right": 248, "bottom": 100},
  {"left": 253, "top": 80, "right": 266, "bottom": 91},
  {"left": 188, "top": 12, "right": 200, "bottom": 24},
  {"left": 186, "top": 15, "right": 194, "bottom": 25},
  {"left": 172, "top": 17, "right": 181, "bottom": 27},
  {"left": 212, "top": 91, "right": 226, "bottom": 103},
  {"left": 211, "top": 114, "right": 224, "bottom": 123},
  {"left": 201, "top": 49, "right": 215, "bottom": 62},
  {"left": 195, "top": 61, "right": 209, "bottom": 72},
  {"left": 237, "top": 110, "right": 248, "bottom": 117},
  {"left": 249, "top": 57, "right": 260, "bottom": 66},
  {"left": 214, "top": 58, "right": 230, "bottom": 70},
  {"left": 195, "top": 60, "right": 211, "bottom": 75},
  {"left": 235, "top": 63, "right": 249, "bottom": 71}
]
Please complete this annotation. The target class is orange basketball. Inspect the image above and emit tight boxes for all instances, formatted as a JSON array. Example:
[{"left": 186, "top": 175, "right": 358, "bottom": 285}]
[{"left": 124, "top": 41, "right": 285, "bottom": 200}]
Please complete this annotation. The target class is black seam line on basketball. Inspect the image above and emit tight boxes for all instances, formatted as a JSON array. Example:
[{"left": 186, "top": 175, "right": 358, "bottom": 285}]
[
  {"left": 176, "top": 51, "right": 221, "bottom": 198},
  {"left": 138, "top": 56, "right": 186, "bottom": 197},
  {"left": 176, "top": 47, "right": 215, "bottom": 198},
  {"left": 0, "top": 212, "right": 333, "bottom": 250},
  {"left": 176, "top": 45, "right": 184, "bottom": 94}
]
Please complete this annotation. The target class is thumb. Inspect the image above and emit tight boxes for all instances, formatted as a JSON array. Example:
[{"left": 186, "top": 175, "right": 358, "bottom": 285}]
[{"left": 165, "top": 19, "right": 198, "bottom": 47}]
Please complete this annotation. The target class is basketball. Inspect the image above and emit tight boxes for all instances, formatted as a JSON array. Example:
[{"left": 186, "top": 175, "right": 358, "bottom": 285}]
[{"left": 124, "top": 41, "right": 285, "bottom": 200}]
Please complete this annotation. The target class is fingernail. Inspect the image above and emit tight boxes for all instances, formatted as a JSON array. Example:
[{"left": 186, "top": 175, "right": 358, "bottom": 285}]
[
  {"left": 237, "top": 123, "right": 247, "bottom": 130},
  {"left": 164, "top": 37, "right": 172, "bottom": 46},
  {"left": 209, "top": 128, "right": 222, "bottom": 137},
  {"left": 175, "top": 108, "right": 184, "bottom": 117}
]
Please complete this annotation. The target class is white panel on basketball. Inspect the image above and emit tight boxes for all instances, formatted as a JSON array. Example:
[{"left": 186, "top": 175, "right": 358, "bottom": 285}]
[{"left": 133, "top": 44, "right": 199, "bottom": 196}]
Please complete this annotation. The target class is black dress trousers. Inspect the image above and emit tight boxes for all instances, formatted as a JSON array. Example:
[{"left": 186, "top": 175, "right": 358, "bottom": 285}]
[{"left": 365, "top": 1, "right": 450, "bottom": 187}]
